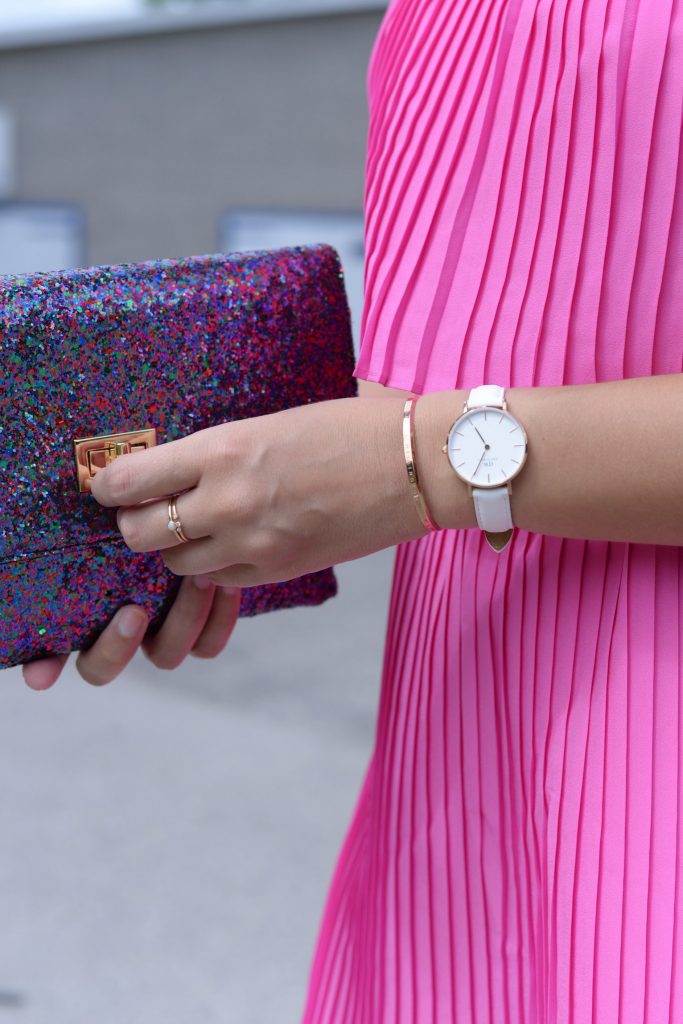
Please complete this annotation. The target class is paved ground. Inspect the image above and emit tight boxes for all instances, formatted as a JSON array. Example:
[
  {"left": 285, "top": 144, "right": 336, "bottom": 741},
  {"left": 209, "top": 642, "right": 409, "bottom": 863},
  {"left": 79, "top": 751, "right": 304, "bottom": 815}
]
[{"left": 0, "top": 546, "right": 395, "bottom": 1024}]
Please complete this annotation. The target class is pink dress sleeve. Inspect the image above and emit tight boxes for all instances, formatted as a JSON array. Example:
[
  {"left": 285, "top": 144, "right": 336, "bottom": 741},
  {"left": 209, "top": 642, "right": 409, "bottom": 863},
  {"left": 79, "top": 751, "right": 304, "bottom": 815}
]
[{"left": 353, "top": 0, "right": 683, "bottom": 397}]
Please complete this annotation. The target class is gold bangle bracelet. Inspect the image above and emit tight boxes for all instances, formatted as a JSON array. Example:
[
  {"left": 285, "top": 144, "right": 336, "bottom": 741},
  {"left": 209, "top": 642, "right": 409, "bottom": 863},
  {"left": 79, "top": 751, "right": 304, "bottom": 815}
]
[{"left": 402, "top": 396, "right": 441, "bottom": 533}]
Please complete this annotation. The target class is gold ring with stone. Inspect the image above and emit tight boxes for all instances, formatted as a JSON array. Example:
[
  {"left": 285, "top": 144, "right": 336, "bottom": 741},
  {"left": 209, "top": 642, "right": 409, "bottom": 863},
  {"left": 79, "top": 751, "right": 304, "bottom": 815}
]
[{"left": 167, "top": 494, "right": 190, "bottom": 544}]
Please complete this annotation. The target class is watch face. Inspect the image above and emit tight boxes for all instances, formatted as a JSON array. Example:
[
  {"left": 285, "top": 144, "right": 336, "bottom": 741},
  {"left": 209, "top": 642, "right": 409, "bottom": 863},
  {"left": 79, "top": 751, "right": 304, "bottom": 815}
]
[{"left": 446, "top": 406, "right": 527, "bottom": 487}]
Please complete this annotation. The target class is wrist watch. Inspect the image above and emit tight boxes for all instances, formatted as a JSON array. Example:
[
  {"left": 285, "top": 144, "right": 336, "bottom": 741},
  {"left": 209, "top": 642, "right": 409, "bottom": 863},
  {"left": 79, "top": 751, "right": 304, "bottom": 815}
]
[{"left": 442, "top": 384, "right": 528, "bottom": 552}]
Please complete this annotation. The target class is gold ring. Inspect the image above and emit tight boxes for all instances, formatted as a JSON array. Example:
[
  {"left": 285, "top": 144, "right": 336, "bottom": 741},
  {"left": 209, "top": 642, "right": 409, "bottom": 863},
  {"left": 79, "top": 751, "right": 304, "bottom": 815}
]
[{"left": 167, "top": 493, "right": 190, "bottom": 544}]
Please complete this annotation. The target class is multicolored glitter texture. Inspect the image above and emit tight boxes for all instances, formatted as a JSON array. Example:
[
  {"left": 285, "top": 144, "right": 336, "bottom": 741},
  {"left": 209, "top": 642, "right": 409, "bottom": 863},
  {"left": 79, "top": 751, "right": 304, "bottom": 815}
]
[{"left": 0, "top": 244, "right": 357, "bottom": 669}]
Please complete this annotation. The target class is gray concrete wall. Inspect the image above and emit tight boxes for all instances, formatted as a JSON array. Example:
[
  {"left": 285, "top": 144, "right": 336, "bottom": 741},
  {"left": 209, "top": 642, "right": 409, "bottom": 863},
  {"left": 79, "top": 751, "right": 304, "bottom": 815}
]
[{"left": 0, "top": 9, "right": 382, "bottom": 265}]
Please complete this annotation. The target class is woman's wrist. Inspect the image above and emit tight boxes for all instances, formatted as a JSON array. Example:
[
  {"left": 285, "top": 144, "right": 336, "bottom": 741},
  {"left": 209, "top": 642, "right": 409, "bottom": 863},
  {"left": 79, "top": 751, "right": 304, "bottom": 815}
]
[
  {"left": 361, "top": 386, "right": 479, "bottom": 540},
  {"left": 411, "top": 390, "right": 479, "bottom": 532},
  {"left": 364, "top": 395, "right": 438, "bottom": 544}
]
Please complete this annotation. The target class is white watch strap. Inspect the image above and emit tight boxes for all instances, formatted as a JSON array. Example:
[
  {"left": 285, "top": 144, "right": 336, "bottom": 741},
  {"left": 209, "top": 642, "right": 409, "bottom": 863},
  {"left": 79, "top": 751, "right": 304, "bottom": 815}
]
[
  {"left": 471, "top": 486, "right": 514, "bottom": 532},
  {"left": 467, "top": 384, "right": 513, "bottom": 545},
  {"left": 466, "top": 383, "right": 505, "bottom": 409}
]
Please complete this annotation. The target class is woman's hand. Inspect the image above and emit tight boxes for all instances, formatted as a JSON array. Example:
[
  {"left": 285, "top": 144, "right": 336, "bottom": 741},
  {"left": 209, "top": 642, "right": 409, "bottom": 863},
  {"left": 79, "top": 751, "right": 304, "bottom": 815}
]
[
  {"left": 20, "top": 383, "right": 422, "bottom": 692},
  {"left": 21, "top": 577, "right": 241, "bottom": 691},
  {"left": 21, "top": 384, "right": 427, "bottom": 692},
  {"left": 89, "top": 395, "right": 428, "bottom": 589}
]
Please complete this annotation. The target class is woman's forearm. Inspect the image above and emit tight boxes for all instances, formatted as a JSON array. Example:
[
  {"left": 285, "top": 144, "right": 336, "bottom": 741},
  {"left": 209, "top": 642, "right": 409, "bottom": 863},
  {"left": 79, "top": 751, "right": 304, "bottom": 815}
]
[{"left": 414, "top": 373, "right": 683, "bottom": 546}]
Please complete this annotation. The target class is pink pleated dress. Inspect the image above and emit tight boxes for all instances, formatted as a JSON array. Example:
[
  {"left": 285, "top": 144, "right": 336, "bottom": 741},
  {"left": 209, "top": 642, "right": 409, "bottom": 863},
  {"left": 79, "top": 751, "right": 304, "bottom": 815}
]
[{"left": 302, "top": 0, "right": 683, "bottom": 1021}]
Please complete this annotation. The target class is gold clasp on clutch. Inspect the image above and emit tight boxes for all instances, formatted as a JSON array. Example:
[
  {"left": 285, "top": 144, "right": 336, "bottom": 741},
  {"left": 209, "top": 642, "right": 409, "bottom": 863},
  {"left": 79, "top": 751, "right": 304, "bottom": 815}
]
[{"left": 73, "top": 428, "right": 157, "bottom": 493}]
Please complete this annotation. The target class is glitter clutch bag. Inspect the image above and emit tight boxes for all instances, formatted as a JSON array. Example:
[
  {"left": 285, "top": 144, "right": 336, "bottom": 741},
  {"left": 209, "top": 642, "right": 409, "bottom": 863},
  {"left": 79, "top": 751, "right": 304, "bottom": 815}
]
[{"left": 0, "top": 244, "right": 357, "bottom": 670}]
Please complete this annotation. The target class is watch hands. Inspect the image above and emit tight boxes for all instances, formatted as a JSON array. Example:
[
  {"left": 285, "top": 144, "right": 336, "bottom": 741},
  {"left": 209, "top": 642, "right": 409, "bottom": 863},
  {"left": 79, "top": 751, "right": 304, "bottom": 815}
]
[
  {"left": 472, "top": 447, "right": 487, "bottom": 477},
  {"left": 471, "top": 419, "right": 491, "bottom": 478}
]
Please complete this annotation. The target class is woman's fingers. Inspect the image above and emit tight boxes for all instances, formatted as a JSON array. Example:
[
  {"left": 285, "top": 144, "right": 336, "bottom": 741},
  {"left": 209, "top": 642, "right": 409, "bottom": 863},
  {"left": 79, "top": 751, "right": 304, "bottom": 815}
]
[
  {"left": 141, "top": 574, "right": 217, "bottom": 670},
  {"left": 22, "top": 606, "right": 149, "bottom": 690},
  {"left": 89, "top": 431, "right": 203, "bottom": 508},
  {"left": 75, "top": 605, "right": 149, "bottom": 686},
  {"left": 190, "top": 585, "right": 241, "bottom": 658},
  {"left": 22, "top": 652, "right": 70, "bottom": 691},
  {"left": 20, "top": 579, "right": 238, "bottom": 691},
  {"left": 116, "top": 489, "right": 211, "bottom": 553}
]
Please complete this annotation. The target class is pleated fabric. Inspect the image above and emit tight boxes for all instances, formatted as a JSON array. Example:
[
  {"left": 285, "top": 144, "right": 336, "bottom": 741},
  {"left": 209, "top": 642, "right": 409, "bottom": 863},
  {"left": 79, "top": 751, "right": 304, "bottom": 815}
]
[{"left": 301, "top": 0, "right": 683, "bottom": 1021}]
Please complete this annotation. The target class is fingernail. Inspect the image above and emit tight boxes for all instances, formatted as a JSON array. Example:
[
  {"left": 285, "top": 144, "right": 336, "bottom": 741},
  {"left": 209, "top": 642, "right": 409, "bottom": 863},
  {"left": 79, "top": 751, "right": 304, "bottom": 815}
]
[
  {"left": 117, "top": 608, "right": 145, "bottom": 638},
  {"left": 193, "top": 574, "right": 213, "bottom": 590},
  {"left": 221, "top": 586, "right": 240, "bottom": 597}
]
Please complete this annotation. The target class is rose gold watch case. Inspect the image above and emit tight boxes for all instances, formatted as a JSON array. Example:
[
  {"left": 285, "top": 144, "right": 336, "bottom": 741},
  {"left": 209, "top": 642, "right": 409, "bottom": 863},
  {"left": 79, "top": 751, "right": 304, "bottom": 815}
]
[{"left": 441, "top": 399, "right": 529, "bottom": 490}]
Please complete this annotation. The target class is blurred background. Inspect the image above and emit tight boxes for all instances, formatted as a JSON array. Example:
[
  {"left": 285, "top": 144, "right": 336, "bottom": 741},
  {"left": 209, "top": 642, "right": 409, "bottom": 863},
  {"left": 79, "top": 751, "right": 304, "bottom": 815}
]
[{"left": 0, "top": 2, "right": 395, "bottom": 1021}]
